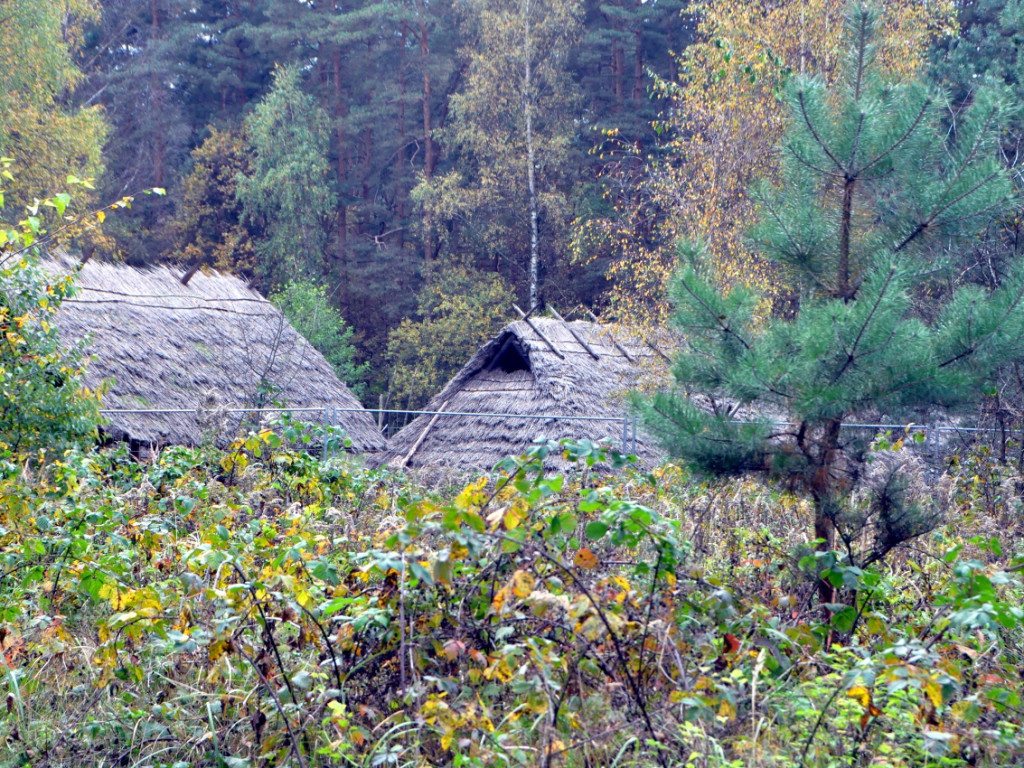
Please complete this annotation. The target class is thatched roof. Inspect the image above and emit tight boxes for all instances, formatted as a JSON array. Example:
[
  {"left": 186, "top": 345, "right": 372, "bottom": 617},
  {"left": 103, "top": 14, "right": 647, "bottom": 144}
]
[
  {"left": 378, "top": 318, "right": 667, "bottom": 476},
  {"left": 48, "top": 256, "right": 386, "bottom": 452}
]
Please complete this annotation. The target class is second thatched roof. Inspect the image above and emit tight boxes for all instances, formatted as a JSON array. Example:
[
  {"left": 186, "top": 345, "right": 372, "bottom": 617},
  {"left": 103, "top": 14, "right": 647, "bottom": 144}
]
[
  {"left": 49, "top": 256, "right": 386, "bottom": 453},
  {"left": 379, "top": 317, "right": 668, "bottom": 476}
]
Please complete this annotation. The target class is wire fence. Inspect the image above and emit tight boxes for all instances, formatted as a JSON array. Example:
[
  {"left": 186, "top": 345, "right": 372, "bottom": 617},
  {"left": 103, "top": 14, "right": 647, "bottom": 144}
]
[
  {"left": 99, "top": 405, "right": 644, "bottom": 460},
  {"left": 97, "top": 404, "right": 1024, "bottom": 474}
]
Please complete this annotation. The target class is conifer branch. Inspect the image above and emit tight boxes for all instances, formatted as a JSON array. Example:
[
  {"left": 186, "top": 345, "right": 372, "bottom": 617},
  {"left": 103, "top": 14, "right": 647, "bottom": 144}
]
[
  {"left": 829, "top": 267, "right": 898, "bottom": 385},
  {"left": 674, "top": 273, "right": 752, "bottom": 351},
  {"left": 889, "top": 103, "right": 1001, "bottom": 251},
  {"left": 785, "top": 143, "right": 839, "bottom": 178},
  {"left": 893, "top": 170, "right": 1003, "bottom": 252},
  {"left": 755, "top": 194, "right": 836, "bottom": 295},
  {"left": 797, "top": 89, "right": 845, "bottom": 172},
  {"left": 944, "top": 102, "right": 1000, "bottom": 178},
  {"left": 744, "top": 360, "right": 796, "bottom": 402},
  {"left": 939, "top": 279, "right": 1024, "bottom": 369},
  {"left": 859, "top": 98, "right": 932, "bottom": 176}
]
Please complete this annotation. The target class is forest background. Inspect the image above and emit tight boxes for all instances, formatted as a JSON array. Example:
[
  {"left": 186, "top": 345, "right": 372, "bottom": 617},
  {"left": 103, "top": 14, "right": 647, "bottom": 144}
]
[{"left": 3, "top": 0, "right": 1021, "bottom": 409}]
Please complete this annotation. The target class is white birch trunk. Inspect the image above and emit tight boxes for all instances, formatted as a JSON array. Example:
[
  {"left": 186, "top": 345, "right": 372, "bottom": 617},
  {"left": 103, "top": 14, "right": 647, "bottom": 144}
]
[{"left": 524, "top": 0, "right": 541, "bottom": 311}]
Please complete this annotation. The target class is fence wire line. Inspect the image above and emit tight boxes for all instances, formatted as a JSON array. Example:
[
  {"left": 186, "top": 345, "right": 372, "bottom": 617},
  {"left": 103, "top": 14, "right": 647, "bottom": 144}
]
[
  {"left": 100, "top": 406, "right": 624, "bottom": 422},
  {"left": 98, "top": 404, "right": 1022, "bottom": 481},
  {"left": 96, "top": 405, "right": 1022, "bottom": 435}
]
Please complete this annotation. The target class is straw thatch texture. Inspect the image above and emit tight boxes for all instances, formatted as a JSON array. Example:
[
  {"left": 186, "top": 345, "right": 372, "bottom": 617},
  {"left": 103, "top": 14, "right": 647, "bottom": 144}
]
[
  {"left": 379, "top": 318, "right": 668, "bottom": 476},
  {"left": 47, "top": 256, "right": 385, "bottom": 453}
]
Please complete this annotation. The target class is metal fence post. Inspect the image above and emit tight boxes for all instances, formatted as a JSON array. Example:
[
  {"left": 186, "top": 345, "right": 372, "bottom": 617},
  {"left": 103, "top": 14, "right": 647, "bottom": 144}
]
[
  {"left": 330, "top": 404, "right": 337, "bottom": 459},
  {"left": 622, "top": 412, "right": 629, "bottom": 454},
  {"left": 927, "top": 423, "right": 936, "bottom": 486},
  {"left": 322, "top": 404, "right": 329, "bottom": 461}
]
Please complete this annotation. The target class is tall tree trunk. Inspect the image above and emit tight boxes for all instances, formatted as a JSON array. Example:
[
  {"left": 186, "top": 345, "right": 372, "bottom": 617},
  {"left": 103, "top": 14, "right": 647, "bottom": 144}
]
[
  {"left": 524, "top": 0, "right": 541, "bottom": 311},
  {"left": 236, "top": 46, "right": 247, "bottom": 110},
  {"left": 612, "top": 41, "right": 624, "bottom": 113},
  {"left": 333, "top": 46, "right": 348, "bottom": 250},
  {"left": 810, "top": 419, "right": 841, "bottom": 607},
  {"left": 632, "top": 28, "right": 644, "bottom": 100},
  {"left": 395, "top": 21, "right": 407, "bottom": 242},
  {"left": 150, "top": 0, "right": 165, "bottom": 186},
  {"left": 417, "top": 0, "right": 436, "bottom": 269},
  {"left": 362, "top": 125, "right": 373, "bottom": 201}
]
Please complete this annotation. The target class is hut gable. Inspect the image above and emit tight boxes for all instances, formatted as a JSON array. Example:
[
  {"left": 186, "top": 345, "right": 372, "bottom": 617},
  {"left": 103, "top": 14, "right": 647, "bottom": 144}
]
[
  {"left": 382, "top": 318, "right": 667, "bottom": 476},
  {"left": 48, "top": 256, "right": 386, "bottom": 453}
]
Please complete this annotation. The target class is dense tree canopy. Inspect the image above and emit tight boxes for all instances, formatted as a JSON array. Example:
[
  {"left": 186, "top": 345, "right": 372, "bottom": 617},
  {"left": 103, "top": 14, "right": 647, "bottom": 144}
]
[
  {"left": 68, "top": 0, "right": 693, "bottom": 398},
  {"left": 592, "top": 0, "right": 956, "bottom": 326},
  {"left": 0, "top": 0, "right": 1000, "bottom": 406}
]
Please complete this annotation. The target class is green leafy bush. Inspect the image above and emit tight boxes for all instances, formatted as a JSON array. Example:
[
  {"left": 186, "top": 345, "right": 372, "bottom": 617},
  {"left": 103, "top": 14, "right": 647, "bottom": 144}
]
[
  {"left": 0, "top": 165, "right": 101, "bottom": 453},
  {"left": 269, "top": 279, "right": 367, "bottom": 395},
  {"left": 1, "top": 425, "right": 1022, "bottom": 766}
]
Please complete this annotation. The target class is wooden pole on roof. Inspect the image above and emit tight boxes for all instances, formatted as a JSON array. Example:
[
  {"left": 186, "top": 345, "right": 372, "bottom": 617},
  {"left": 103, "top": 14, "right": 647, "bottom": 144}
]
[
  {"left": 180, "top": 262, "right": 202, "bottom": 286},
  {"left": 512, "top": 304, "right": 564, "bottom": 359},
  {"left": 401, "top": 399, "right": 450, "bottom": 467},
  {"left": 585, "top": 310, "right": 636, "bottom": 363},
  {"left": 640, "top": 335, "right": 672, "bottom": 363},
  {"left": 549, "top": 306, "right": 599, "bottom": 360}
]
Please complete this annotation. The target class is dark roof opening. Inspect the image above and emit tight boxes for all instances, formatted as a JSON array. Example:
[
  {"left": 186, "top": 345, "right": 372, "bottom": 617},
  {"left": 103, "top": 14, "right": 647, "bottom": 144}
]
[{"left": 488, "top": 335, "right": 531, "bottom": 373}]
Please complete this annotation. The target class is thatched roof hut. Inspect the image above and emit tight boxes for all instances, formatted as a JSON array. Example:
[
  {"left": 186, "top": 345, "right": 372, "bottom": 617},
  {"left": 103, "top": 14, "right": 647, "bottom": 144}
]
[
  {"left": 379, "top": 317, "right": 667, "bottom": 476},
  {"left": 49, "top": 256, "right": 386, "bottom": 453}
]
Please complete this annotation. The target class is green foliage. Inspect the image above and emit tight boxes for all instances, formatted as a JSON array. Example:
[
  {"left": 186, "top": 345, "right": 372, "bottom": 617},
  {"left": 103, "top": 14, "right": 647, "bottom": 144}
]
[
  {"left": 0, "top": 424, "right": 1023, "bottom": 765},
  {"left": 386, "top": 258, "right": 515, "bottom": 408},
  {"left": 931, "top": 0, "right": 1024, "bottom": 122},
  {"left": 0, "top": 259, "right": 99, "bottom": 454},
  {"left": 170, "top": 126, "right": 257, "bottom": 278},
  {"left": 237, "top": 65, "right": 338, "bottom": 289},
  {"left": 269, "top": 279, "right": 367, "bottom": 396},
  {"left": 0, "top": 169, "right": 102, "bottom": 453},
  {"left": 642, "top": 3, "right": 1021, "bottom": 569}
]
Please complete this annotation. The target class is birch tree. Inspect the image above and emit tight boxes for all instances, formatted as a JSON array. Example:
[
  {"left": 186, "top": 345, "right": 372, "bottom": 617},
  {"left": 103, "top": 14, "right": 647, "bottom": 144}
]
[{"left": 415, "top": 0, "right": 582, "bottom": 310}]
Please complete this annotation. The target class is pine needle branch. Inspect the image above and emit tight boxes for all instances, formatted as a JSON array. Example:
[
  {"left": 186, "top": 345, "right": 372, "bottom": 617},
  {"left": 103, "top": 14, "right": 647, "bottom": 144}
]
[
  {"left": 797, "top": 88, "right": 845, "bottom": 172},
  {"left": 859, "top": 98, "right": 932, "bottom": 176},
  {"left": 829, "top": 266, "right": 898, "bottom": 385}
]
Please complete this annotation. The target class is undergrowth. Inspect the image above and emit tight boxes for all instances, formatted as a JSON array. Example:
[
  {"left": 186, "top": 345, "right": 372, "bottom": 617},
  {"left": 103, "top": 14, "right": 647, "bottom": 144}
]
[{"left": 0, "top": 429, "right": 1022, "bottom": 767}]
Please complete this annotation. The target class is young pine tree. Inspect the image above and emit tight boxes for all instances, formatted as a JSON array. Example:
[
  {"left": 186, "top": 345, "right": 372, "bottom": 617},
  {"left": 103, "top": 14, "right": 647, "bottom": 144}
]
[{"left": 641, "top": 4, "right": 1023, "bottom": 592}]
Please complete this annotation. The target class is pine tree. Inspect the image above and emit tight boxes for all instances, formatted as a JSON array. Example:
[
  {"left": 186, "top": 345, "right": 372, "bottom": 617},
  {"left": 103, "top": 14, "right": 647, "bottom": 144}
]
[
  {"left": 928, "top": 0, "right": 1024, "bottom": 441},
  {"left": 641, "top": 3, "right": 1023, "bottom": 596}
]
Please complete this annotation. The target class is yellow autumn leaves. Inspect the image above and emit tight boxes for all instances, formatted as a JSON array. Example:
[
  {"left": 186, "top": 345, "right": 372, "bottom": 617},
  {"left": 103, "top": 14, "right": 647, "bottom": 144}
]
[{"left": 604, "top": 0, "right": 956, "bottom": 327}]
